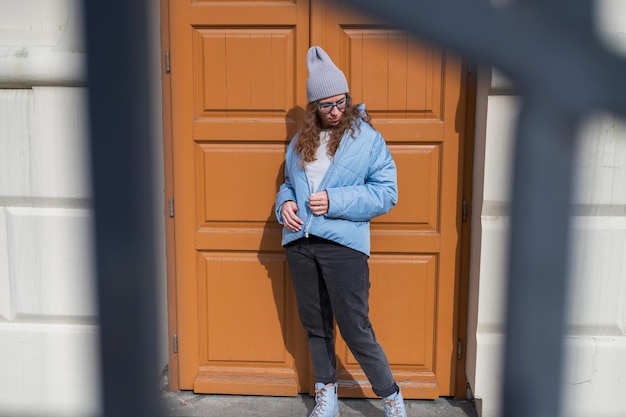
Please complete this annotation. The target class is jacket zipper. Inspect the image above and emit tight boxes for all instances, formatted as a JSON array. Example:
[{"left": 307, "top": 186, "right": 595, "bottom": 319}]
[
  {"left": 303, "top": 170, "right": 313, "bottom": 238},
  {"left": 303, "top": 172, "right": 314, "bottom": 237},
  {"left": 303, "top": 133, "right": 349, "bottom": 238}
]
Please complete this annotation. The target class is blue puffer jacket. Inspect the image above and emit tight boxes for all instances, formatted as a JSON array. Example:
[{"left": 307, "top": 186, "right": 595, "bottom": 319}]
[{"left": 275, "top": 108, "right": 398, "bottom": 256}]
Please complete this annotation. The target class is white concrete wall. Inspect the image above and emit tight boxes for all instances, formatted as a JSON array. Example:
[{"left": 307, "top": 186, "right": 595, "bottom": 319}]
[
  {"left": 0, "top": 1, "right": 167, "bottom": 416},
  {"left": 468, "top": 1, "right": 626, "bottom": 416}
]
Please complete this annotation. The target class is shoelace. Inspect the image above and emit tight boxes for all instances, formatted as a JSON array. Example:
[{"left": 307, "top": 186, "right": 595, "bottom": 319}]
[
  {"left": 382, "top": 396, "right": 404, "bottom": 417},
  {"left": 310, "top": 388, "right": 330, "bottom": 417}
]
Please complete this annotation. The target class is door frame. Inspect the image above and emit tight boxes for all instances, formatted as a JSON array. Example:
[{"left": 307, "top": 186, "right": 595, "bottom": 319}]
[
  {"left": 160, "top": 0, "right": 180, "bottom": 391},
  {"left": 454, "top": 63, "right": 477, "bottom": 399},
  {"left": 158, "top": 0, "right": 477, "bottom": 397}
]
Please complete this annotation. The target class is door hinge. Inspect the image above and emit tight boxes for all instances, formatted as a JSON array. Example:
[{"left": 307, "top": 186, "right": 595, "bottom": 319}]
[
  {"left": 172, "top": 333, "right": 178, "bottom": 353},
  {"left": 457, "top": 338, "right": 463, "bottom": 360},
  {"left": 169, "top": 197, "right": 174, "bottom": 217},
  {"left": 165, "top": 51, "right": 171, "bottom": 74},
  {"left": 462, "top": 200, "right": 468, "bottom": 222}
]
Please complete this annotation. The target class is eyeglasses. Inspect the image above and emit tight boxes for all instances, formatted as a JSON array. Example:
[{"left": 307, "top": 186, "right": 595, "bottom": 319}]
[{"left": 316, "top": 96, "right": 350, "bottom": 114}]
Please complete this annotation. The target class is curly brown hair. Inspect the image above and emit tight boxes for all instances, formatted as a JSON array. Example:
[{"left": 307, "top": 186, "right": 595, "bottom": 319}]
[{"left": 295, "top": 99, "right": 371, "bottom": 167}]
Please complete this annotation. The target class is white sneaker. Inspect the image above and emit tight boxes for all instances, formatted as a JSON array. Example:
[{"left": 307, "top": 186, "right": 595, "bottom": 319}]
[
  {"left": 310, "top": 382, "right": 339, "bottom": 417},
  {"left": 382, "top": 388, "right": 407, "bottom": 417}
]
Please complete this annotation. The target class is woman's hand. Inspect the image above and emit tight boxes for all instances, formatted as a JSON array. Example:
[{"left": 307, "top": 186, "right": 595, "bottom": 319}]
[
  {"left": 308, "top": 191, "right": 329, "bottom": 216},
  {"left": 280, "top": 201, "right": 303, "bottom": 231}
]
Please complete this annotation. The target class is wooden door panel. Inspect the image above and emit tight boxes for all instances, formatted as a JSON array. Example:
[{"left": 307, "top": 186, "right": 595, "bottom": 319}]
[
  {"left": 194, "top": 143, "right": 286, "bottom": 250},
  {"left": 196, "top": 144, "right": 286, "bottom": 223},
  {"left": 342, "top": 29, "right": 442, "bottom": 119},
  {"left": 378, "top": 144, "right": 441, "bottom": 229},
  {"left": 370, "top": 255, "right": 437, "bottom": 367},
  {"left": 194, "top": 28, "right": 294, "bottom": 113},
  {"left": 201, "top": 253, "right": 288, "bottom": 362},
  {"left": 189, "top": 1, "right": 299, "bottom": 26},
  {"left": 194, "top": 251, "right": 300, "bottom": 394},
  {"left": 337, "top": 254, "right": 438, "bottom": 397}
]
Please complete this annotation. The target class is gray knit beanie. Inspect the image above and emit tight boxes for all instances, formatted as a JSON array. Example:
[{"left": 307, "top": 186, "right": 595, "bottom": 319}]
[{"left": 306, "top": 46, "right": 349, "bottom": 103}]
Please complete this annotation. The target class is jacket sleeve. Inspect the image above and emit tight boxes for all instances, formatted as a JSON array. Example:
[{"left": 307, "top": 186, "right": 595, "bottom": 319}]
[
  {"left": 326, "top": 134, "right": 398, "bottom": 221},
  {"left": 275, "top": 143, "right": 297, "bottom": 224}
]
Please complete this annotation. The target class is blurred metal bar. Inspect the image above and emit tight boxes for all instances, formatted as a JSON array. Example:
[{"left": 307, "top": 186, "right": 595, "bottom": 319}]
[
  {"left": 503, "top": 99, "right": 577, "bottom": 417},
  {"left": 337, "top": 0, "right": 626, "bottom": 115},
  {"left": 82, "top": 1, "right": 163, "bottom": 417}
]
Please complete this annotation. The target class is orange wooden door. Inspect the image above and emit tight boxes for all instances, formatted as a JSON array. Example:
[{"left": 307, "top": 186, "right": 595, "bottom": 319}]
[
  {"left": 311, "top": 2, "right": 466, "bottom": 399},
  {"left": 167, "top": 0, "right": 469, "bottom": 399},
  {"left": 169, "top": 0, "right": 311, "bottom": 396}
]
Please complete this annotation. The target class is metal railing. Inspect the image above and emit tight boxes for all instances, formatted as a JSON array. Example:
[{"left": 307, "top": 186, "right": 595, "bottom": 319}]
[
  {"left": 83, "top": 2, "right": 162, "bottom": 417},
  {"left": 83, "top": 1, "right": 626, "bottom": 417}
]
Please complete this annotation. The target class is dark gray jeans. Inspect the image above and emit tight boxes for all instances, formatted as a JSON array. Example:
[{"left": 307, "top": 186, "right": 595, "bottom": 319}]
[{"left": 285, "top": 236, "right": 398, "bottom": 398}]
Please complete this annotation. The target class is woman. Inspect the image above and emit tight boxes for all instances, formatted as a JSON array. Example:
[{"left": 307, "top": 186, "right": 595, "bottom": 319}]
[{"left": 275, "top": 46, "right": 407, "bottom": 417}]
